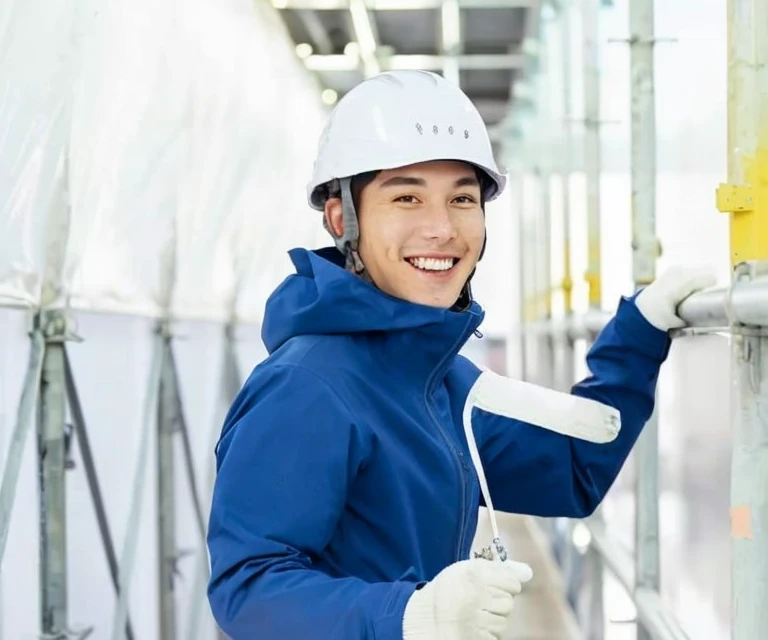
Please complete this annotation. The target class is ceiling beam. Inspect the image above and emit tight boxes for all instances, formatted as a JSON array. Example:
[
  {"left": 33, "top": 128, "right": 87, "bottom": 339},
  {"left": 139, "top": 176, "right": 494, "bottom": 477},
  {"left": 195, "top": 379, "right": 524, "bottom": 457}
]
[
  {"left": 348, "top": 0, "right": 381, "bottom": 76},
  {"left": 296, "top": 9, "right": 334, "bottom": 54},
  {"left": 272, "top": 0, "right": 536, "bottom": 10},
  {"left": 304, "top": 53, "right": 524, "bottom": 71},
  {"left": 440, "top": 0, "right": 462, "bottom": 85}
]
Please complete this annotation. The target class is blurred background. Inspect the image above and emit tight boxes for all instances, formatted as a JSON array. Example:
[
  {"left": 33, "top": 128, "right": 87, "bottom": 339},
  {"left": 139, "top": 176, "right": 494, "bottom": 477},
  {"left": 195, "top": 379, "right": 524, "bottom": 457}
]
[{"left": 0, "top": 0, "right": 747, "bottom": 638}]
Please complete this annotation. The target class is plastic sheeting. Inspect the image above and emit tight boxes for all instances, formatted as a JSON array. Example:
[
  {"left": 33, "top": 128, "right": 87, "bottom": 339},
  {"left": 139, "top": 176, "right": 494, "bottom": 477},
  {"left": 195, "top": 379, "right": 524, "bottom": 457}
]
[{"left": 0, "top": 0, "right": 327, "bottom": 321}]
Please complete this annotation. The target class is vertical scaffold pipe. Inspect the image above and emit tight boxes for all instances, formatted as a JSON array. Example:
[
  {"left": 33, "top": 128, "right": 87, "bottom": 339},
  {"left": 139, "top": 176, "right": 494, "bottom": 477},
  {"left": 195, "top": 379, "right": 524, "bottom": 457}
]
[
  {"left": 628, "top": 2, "right": 661, "bottom": 640},
  {"left": 157, "top": 329, "right": 178, "bottom": 640},
  {"left": 582, "top": 1, "right": 604, "bottom": 637},
  {"left": 559, "top": 1, "right": 575, "bottom": 390},
  {"left": 514, "top": 166, "right": 529, "bottom": 382},
  {"left": 558, "top": 2, "right": 584, "bottom": 614},
  {"left": 720, "top": 0, "right": 768, "bottom": 636},
  {"left": 583, "top": 0, "right": 602, "bottom": 311},
  {"left": 38, "top": 312, "right": 69, "bottom": 638},
  {"left": 537, "top": 17, "right": 555, "bottom": 390}
]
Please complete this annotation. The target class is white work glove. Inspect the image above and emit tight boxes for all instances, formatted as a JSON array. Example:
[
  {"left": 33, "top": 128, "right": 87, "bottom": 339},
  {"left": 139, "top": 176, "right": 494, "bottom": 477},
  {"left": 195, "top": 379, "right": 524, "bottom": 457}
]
[
  {"left": 402, "top": 558, "right": 533, "bottom": 640},
  {"left": 634, "top": 266, "right": 717, "bottom": 331}
]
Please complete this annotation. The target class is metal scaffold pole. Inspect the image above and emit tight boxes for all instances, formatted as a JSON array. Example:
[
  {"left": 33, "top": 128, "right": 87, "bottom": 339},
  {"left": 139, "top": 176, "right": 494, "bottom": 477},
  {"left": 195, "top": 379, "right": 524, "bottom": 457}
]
[
  {"left": 628, "top": 2, "right": 661, "bottom": 639},
  {"left": 37, "top": 311, "right": 69, "bottom": 639},
  {"left": 536, "top": 17, "right": 555, "bottom": 391},
  {"left": 718, "top": 0, "right": 768, "bottom": 636},
  {"left": 582, "top": 0, "right": 604, "bottom": 636},
  {"left": 559, "top": 0, "right": 575, "bottom": 393},
  {"left": 157, "top": 321, "right": 210, "bottom": 640},
  {"left": 515, "top": 167, "right": 529, "bottom": 382},
  {"left": 583, "top": 0, "right": 602, "bottom": 313},
  {"left": 0, "top": 331, "right": 44, "bottom": 569},
  {"left": 157, "top": 324, "right": 179, "bottom": 640},
  {"left": 555, "top": 1, "right": 585, "bottom": 615}
]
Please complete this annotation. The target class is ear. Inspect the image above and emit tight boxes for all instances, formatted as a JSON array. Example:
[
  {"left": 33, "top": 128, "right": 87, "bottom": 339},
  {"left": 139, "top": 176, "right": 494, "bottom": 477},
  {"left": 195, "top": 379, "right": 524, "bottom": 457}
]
[{"left": 324, "top": 197, "right": 344, "bottom": 238}]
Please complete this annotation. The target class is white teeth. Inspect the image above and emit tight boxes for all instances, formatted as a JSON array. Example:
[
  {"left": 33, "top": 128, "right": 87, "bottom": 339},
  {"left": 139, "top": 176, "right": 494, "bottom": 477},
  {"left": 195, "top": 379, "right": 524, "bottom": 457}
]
[{"left": 408, "top": 257, "right": 455, "bottom": 271}]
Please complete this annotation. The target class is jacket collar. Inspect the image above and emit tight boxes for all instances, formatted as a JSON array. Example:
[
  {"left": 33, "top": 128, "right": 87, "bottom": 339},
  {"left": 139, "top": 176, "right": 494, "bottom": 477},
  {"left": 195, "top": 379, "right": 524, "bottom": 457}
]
[{"left": 261, "top": 247, "right": 485, "bottom": 384}]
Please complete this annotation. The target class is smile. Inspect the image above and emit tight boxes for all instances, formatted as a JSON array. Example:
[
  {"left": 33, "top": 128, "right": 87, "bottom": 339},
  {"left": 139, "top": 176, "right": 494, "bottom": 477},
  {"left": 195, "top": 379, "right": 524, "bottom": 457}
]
[{"left": 406, "top": 257, "right": 459, "bottom": 272}]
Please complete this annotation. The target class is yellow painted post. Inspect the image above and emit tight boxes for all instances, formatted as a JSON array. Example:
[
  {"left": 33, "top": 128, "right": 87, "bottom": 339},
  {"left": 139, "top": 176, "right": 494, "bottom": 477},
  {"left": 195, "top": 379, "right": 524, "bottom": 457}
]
[{"left": 719, "top": 1, "right": 768, "bottom": 637}]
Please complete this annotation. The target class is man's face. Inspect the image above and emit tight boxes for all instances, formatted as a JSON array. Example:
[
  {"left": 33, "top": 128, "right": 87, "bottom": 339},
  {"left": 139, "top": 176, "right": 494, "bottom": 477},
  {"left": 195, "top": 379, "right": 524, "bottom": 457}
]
[{"left": 325, "top": 160, "right": 486, "bottom": 309}]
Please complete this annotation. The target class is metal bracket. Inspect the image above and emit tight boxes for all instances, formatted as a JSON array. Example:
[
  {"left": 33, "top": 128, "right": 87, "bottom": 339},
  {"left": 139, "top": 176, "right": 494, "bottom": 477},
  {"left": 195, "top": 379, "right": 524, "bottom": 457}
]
[
  {"left": 606, "top": 36, "right": 678, "bottom": 45},
  {"left": 63, "top": 422, "right": 76, "bottom": 470},
  {"left": 38, "top": 625, "right": 94, "bottom": 640},
  {"left": 728, "top": 261, "right": 768, "bottom": 327},
  {"left": 716, "top": 182, "right": 768, "bottom": 264},
  {"left": 716, "top": 183, "right": 755, "bottom": 213},
  {"left": 155, "top": 318, "right": 190, "bottom": 341},
  {"left": 34, "top": 310, "right": 82, "bottom": 344}
]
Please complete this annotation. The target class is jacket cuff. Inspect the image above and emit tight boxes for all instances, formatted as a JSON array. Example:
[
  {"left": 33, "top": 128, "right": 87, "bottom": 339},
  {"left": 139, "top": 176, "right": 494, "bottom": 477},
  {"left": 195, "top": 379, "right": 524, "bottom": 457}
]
[
  {"left": 614, "top": 294, "right": 672, "bottom": 362},
  {"left": 374, "top": 581, "right": 421, "bottom": 640}
]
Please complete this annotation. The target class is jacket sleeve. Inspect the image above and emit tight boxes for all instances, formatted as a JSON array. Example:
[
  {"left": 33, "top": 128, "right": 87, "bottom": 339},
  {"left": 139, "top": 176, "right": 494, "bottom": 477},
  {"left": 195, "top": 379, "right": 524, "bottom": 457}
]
[
  {"left": 206, "top": 363, "right": 416, "bottom": 640},
  {"left": 471, "top": 295, "right": 671, "bottom": 518}
]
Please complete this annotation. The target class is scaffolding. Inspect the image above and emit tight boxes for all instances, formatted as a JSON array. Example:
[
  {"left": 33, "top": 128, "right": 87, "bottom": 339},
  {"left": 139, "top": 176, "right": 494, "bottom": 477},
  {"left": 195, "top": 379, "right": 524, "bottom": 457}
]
[
  {"left": 0, "top": 0, "right": 764, "bottom": 639},
  {"left": 512, "top": 0, "right": 768, "bottom": 638}
]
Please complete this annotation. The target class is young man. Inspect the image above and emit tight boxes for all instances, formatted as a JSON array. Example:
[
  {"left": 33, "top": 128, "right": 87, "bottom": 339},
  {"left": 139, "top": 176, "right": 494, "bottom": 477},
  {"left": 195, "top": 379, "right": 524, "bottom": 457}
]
[{"left": 206, "top": 71, "right": 714, "bottom": 639}]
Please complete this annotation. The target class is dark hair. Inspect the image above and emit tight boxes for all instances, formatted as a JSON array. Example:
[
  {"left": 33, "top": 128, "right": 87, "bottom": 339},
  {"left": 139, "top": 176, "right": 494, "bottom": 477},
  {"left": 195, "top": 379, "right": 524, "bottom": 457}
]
[
  {"left": 351, "top": 171, "right": 379, "bottom": 209},
  {"left": 330, "top": 165, "right": 491, "bottom": 208}
]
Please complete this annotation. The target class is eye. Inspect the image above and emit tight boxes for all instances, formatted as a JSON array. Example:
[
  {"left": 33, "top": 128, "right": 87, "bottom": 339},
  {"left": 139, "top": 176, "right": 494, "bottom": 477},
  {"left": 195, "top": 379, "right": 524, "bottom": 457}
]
[
  {"left": 453, "top": 194, "right": 479, "bottom": 205},
  {"left": 394, "top": 195, "right": 419, "bottom": 204}
]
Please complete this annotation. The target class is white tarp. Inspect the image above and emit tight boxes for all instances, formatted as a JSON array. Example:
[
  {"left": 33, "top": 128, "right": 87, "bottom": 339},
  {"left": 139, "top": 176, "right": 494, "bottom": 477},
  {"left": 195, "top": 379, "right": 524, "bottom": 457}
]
[
  {"left": 0, "top": 0, "right": 326, "bottom": 638},
  {"left": 0, "top": 0, "right": 327, "bottom": 321}
]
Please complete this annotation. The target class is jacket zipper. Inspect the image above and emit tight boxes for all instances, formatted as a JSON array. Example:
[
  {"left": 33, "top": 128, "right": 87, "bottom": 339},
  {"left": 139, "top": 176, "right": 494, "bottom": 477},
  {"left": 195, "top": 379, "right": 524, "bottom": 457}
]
[{"left": 423, "top": 314, "right": 479, "bottom": 561}]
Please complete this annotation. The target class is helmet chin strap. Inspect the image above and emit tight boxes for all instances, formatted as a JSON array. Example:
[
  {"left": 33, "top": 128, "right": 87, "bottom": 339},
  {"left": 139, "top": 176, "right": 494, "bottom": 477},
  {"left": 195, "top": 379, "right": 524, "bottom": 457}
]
[
  {"left": 324, "top": 176, "right": 485, "bottom": 310},
  {"left": 324, "top": 177, "right": 373, "bottom": 284}
]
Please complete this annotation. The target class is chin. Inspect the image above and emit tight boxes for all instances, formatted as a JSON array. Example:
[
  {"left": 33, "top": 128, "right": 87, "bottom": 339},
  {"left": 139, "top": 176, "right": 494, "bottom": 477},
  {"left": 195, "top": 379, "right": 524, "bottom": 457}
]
[{"left": 404, "top": 289, "right": 463, "bottom": 309}]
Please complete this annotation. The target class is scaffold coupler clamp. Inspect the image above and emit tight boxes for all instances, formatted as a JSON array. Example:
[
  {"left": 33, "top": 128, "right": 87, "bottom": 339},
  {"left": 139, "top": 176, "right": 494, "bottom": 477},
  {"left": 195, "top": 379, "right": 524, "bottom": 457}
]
[
  {"left": 35, "top": 308, "right": 82, "bottom": 344},
  {"left": 727, "top": 260, "right": 768, "bottom": 337}
]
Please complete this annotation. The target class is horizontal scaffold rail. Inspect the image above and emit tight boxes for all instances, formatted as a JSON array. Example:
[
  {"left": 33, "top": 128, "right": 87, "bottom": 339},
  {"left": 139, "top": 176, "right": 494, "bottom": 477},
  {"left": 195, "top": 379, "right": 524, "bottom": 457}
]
[{"left": 524, "top": 274, "right": 768, "bottom": 337}]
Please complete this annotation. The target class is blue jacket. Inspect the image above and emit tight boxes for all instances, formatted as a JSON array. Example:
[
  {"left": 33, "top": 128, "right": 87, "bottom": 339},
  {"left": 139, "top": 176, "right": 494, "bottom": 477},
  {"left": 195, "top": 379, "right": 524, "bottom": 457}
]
[{"left": 207, "top": 247, "right": 670, "bottom": 640}]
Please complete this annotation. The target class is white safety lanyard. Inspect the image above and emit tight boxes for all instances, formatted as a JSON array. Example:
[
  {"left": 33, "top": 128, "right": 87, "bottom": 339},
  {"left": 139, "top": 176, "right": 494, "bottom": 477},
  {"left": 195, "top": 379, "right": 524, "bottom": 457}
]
[{"left": 461, "top": 388, "right": 508, "bottom": 562}]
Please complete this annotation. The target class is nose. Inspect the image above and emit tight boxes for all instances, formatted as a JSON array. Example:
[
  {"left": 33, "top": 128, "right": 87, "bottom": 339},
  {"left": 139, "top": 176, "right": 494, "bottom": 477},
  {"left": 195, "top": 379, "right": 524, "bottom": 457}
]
[{"left": 420, "top": 203, "right": 458, "bottom": 242}]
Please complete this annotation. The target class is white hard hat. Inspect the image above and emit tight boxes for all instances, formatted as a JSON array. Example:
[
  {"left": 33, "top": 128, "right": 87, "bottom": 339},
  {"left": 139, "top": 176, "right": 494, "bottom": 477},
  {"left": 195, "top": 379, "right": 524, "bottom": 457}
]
[{"left": 307, "top": 70, "right": 506, "bottom": 210}]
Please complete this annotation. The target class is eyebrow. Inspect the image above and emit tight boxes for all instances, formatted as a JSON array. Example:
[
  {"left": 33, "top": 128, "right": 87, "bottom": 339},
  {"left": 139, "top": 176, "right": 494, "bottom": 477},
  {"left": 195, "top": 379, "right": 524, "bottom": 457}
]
[{"left": 378, "top": 175, "right": 480, "bottom": 189}]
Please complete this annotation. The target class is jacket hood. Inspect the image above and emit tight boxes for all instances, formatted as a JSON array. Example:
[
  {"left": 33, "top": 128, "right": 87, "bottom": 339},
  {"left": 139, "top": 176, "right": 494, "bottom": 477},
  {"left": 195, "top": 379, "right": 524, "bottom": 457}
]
[{"left": 261, "top": 247, "right": 485, "bottom": 356}]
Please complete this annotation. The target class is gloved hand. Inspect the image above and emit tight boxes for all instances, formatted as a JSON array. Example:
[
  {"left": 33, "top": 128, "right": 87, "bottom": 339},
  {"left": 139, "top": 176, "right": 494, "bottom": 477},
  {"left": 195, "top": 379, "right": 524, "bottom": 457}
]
[
  {"left": 634, "top": 266, "right": 717, "bottom": 331},
  {"left": 402, "top": 558, "right": 533, "bottom": 640}
]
